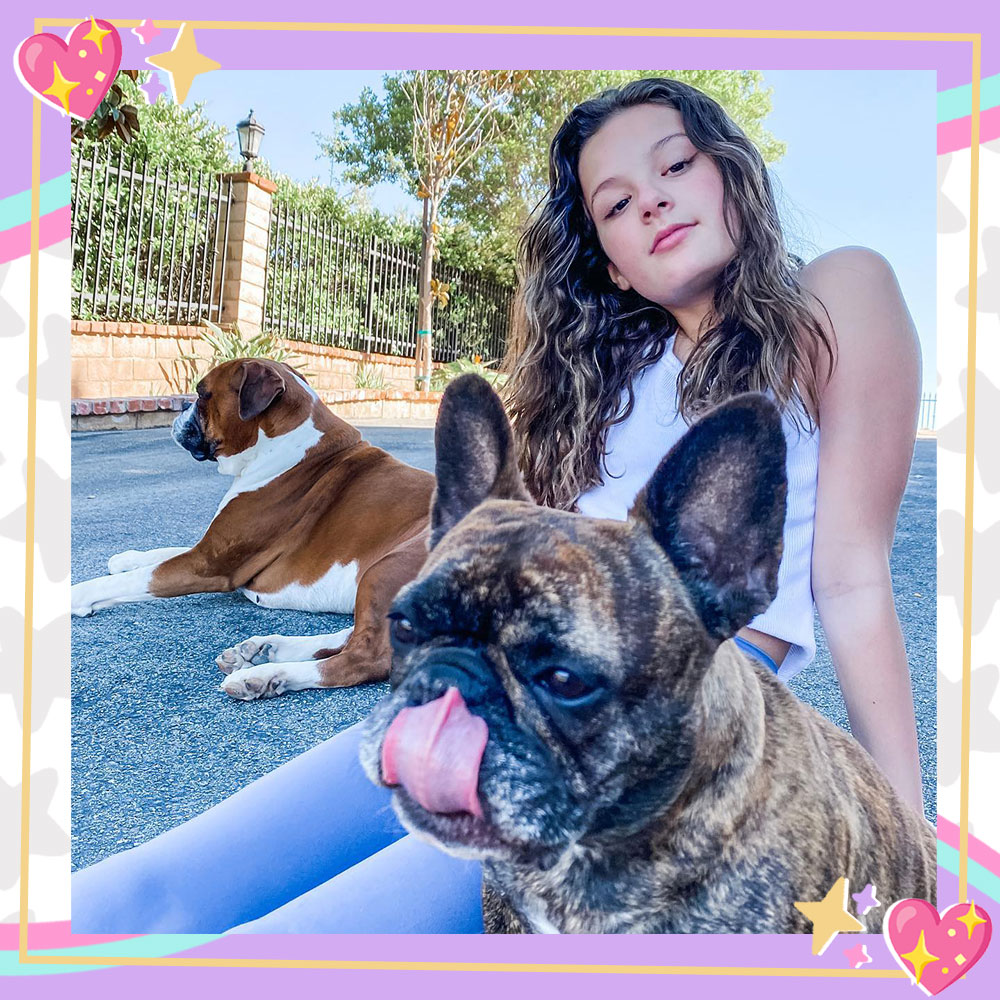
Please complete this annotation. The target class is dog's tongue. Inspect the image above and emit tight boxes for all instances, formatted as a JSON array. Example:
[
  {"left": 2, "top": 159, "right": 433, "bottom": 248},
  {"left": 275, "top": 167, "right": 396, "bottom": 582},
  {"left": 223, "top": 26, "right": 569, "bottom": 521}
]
[{"left": 381, "top": 687, "right": 488, "bottom": 819}]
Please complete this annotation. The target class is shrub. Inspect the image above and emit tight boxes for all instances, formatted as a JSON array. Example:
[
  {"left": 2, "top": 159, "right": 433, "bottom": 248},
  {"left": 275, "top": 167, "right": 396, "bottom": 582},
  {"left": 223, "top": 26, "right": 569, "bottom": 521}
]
[
  {"left": 430, "top": 356, "right": 508, "bottom": 391},
  {"left": 354, "top": 361, "right": 387, "bottom": 390},
  {"left": 173, "top": 320, "right": 310, "bottom": 392}
]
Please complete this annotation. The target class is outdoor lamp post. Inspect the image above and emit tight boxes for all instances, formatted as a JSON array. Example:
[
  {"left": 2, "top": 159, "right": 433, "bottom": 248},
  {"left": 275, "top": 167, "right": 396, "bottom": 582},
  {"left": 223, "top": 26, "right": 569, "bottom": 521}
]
[{"left": 236, "top": 109, "right": 265, "bottom": 168}]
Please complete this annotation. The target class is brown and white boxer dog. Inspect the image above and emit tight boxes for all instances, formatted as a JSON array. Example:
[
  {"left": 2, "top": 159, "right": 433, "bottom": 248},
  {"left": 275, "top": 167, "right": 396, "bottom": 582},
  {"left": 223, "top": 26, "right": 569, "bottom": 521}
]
[{"left": 71, "top": 358, "right": 434, "bottom": 700}]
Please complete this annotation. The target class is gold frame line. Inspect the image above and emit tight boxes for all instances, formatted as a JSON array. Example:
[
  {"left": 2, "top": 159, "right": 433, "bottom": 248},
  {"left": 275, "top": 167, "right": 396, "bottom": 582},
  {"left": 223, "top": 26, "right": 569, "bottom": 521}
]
[
  {"left": 34, "top": 20, "right": 981, "bottom": 40},
  {"left": 18, "top": 18, "right": 982, "bottom": 974}
]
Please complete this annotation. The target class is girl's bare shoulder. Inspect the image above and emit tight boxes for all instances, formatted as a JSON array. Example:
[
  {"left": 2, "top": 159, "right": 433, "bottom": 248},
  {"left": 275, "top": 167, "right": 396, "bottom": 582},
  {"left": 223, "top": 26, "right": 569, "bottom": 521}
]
[
  {"left": 797, "top": 246, "right": 901, "bottom": 331},
  {"left": 795, "top": 246, "right": 920, "bottom": 430},
  {"left": 796, "top": 246, "right": 917, "bottom": 376}
]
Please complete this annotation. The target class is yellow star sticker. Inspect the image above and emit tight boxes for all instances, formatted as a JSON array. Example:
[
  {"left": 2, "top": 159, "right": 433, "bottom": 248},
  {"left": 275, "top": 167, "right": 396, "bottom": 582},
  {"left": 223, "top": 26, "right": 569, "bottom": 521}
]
[
  {"left": 794, "top": 877, "right": 865, "bottom": 955},
  {"left": 147, "top": 22, "right": 220, "bottom": 104},
  {"left": 42, "top": 62, "right": 80, "bottom": 114},
  {"left": 900, "top": 929, "right": 940, "bottom": 986},
  {"left": 956, "top": 900, "right": 988, "bottom": 939},
  {"left": 81, "top": 17, "right": 112, "bottom": 56}
]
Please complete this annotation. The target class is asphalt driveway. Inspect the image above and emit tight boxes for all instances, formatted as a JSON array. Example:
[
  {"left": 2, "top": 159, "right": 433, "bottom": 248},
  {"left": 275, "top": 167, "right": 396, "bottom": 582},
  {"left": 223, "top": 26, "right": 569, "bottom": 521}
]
[{"left": 71, "top": 430, "right": 936, "bottom": 871}]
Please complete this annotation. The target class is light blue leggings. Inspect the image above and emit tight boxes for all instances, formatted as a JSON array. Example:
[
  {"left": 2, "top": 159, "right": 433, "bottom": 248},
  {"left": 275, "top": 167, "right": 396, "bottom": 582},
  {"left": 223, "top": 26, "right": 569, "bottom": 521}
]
[
  {"left": 72, "top": 639, "right": 779, "bottom": 934},
  {"left": 72, "top": 719, "right": 484, "bottom": 934}
]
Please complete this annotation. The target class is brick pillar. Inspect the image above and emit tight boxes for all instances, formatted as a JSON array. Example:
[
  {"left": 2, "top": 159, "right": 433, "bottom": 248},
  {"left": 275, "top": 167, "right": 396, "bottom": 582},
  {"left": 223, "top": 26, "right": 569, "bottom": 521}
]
[{"left": 214, "top": 171, "right": 276, "bottom": 337}]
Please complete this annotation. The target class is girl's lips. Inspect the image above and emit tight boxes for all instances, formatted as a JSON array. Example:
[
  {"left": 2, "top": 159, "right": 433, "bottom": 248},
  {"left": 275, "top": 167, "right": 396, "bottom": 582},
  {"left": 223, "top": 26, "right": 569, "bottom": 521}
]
[{"left": 651, "top": 224, "right": 695, "bottom": 253}]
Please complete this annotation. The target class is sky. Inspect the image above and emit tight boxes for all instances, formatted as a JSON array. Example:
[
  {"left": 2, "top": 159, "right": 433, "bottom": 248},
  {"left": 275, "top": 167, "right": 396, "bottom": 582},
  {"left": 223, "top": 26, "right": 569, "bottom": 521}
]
[{"left": 183, "top": 69, "right": 937, "bottom": 394}]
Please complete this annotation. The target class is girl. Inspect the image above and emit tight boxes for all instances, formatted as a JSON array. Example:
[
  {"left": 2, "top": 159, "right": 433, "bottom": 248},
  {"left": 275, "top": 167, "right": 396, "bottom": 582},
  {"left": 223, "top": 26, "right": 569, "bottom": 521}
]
[
  {"left": 504, "top": 77, "right": 925, "bottom": 815},
  {"left": 72, "top": 77, "right": 925, "bottom": 934}
]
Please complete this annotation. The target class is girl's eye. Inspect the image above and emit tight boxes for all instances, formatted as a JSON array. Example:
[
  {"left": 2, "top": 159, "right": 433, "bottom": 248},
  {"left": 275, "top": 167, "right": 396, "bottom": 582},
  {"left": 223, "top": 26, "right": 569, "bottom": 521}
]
[
  {"left": 606, "top": 196, "right": 630, "bottom": 219},
  {"left": 662, "top": 158, "right": 692, "bottom": 176}
]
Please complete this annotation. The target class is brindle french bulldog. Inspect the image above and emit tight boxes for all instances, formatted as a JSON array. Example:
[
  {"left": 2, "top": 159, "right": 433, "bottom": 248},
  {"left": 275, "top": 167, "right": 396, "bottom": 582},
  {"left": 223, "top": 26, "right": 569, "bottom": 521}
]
[{"left": 359, "top": 374, "right": 936, "bottom": 933}]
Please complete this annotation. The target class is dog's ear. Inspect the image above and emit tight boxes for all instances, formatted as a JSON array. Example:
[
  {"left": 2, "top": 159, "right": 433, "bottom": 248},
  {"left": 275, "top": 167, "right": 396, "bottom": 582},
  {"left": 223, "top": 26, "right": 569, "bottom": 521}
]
[
  {"left": 238, "top": 360, "right": 285, "bottom": 421},
  {"left": 430, "top": 374, "right": 532, "bottom": 549},
  {"left": 630, "top": 393, "right": 787, "bottom": 641}
]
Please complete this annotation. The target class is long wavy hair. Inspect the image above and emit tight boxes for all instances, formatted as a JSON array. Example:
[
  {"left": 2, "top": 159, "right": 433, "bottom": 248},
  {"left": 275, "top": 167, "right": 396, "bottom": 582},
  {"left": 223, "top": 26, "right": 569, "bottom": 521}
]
[{"left": 503, "top": 77, "right": 835, "bottom": 510}]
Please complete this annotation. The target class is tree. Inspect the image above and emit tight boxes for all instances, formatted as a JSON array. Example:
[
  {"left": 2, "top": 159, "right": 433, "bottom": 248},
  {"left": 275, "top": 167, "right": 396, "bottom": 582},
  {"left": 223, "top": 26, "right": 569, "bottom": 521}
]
[
  {"left": 72, "top": 70, "right": 241, "bottom": 173},
  {"left": 322, "top": 70, "right": 530, "bottom": 386},
  {"left": 451, "top": 71, "right": 784, "bottom": 252},
  {"left": 71, "top": 70, "right": 141, "bottom": 146},
  {"left": 321, "top": 70, "right": 785, "bottom": 284}
]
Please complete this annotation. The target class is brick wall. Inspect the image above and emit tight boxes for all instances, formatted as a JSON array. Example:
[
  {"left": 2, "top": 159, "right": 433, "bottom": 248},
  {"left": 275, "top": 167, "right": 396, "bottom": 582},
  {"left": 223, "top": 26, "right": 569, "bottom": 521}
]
[{"left": 71, "top": 320, "right": 431, "bottom": 400}]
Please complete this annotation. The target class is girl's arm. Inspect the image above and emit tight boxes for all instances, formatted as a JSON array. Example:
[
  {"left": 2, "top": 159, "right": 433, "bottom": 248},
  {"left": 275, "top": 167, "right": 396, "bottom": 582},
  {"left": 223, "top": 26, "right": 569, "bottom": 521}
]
[{"left": 800, "top": 246, "right": 926, "bottom": 817}]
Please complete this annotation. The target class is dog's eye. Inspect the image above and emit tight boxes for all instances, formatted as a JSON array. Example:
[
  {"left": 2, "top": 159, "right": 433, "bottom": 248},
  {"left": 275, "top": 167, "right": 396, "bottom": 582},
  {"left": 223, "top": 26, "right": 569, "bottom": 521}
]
[
  {"left": 535, "top": 668, "right": 594, "bottom": 702},
  {"left": 388, "top": 613, "right": 417, "bottom": 644}
]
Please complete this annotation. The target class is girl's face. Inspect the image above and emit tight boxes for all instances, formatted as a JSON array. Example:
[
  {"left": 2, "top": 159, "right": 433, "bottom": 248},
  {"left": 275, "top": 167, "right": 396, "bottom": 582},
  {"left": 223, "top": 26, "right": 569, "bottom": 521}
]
[{"left": 577, "top": 104, "right": 737, "bottom": 316}]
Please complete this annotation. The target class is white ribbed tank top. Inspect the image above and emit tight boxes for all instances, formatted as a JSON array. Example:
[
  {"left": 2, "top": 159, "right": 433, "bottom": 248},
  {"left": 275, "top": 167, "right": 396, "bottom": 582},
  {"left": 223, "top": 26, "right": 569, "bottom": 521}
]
[{"left": 575, "top": 335, "right": 819, "bottom": 680}]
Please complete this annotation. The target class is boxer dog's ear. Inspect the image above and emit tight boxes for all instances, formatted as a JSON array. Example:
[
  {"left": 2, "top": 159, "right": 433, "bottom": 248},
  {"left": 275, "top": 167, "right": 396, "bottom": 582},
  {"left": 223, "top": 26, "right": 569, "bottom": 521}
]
[
  {"left": 630, "top": 393, "right": 787, "bottom": 642},
  {"left": 430, "top": 374, "right": 531, "bottom": 549},
  {"left": 238, "top": 360, "right": 286, "bottom": 421}
]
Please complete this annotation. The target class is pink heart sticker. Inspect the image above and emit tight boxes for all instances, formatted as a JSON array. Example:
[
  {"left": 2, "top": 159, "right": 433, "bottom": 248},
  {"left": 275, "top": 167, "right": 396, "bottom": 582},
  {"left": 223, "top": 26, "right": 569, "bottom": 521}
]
[
  {"left": 884, "top": 898, "right": 992, "bottom": 996},
  {"left": 14, "top": 17, "right": 122, "bottom": 120}
]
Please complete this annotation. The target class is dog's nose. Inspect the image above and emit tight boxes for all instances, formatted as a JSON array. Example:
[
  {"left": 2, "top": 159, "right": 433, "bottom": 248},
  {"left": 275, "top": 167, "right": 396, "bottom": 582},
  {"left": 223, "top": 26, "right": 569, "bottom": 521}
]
[{"left": 416, "top": 647, "right": 492, "bottom": 704}]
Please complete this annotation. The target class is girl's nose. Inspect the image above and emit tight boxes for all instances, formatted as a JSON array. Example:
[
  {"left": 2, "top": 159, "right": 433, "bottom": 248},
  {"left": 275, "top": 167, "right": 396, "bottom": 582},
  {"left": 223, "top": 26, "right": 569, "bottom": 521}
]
[{"left": 638, "top": 184, "right": 671, "bottom": 219}]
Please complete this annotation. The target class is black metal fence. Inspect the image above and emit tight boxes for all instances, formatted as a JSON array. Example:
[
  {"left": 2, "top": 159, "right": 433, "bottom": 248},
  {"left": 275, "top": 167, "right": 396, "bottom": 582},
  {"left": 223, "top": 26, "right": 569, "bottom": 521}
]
[
  {"left": 432, "top": 261, "right": 515, "bottom": 365},
  {"left": 262, "top": 203, "right": 512, "bottom": 363},
  {"left": 71, "top": 149, "right": 515, "bottom": 361},
  {"left": 71, "top": 145, "right": 232, "bottom": 324}
]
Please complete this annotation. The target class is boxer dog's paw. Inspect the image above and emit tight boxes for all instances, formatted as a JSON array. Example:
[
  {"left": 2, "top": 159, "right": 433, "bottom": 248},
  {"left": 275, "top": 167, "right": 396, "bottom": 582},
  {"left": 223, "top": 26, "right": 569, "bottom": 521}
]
[
  {"left": 71, "top": 582, "right": 95, "bottom": 616},
  {"left": 107, "top": 549, "right": 143, "bottom": 574},
  {"left": 220, "top": 664, "right": 287, "bottom": 700},
  {"left": 215, "top": 638, "right": 275, "bottom": 674}
]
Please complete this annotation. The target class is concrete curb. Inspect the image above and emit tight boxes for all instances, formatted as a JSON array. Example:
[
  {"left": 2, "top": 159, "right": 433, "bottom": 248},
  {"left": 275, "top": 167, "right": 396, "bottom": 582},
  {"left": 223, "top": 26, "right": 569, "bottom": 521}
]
[
  {"left": 71, "top": 389, "right": 445, "bottom": 431},
  {"left": 71, "top": 395, "right": 194, "bottom": 431}
]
